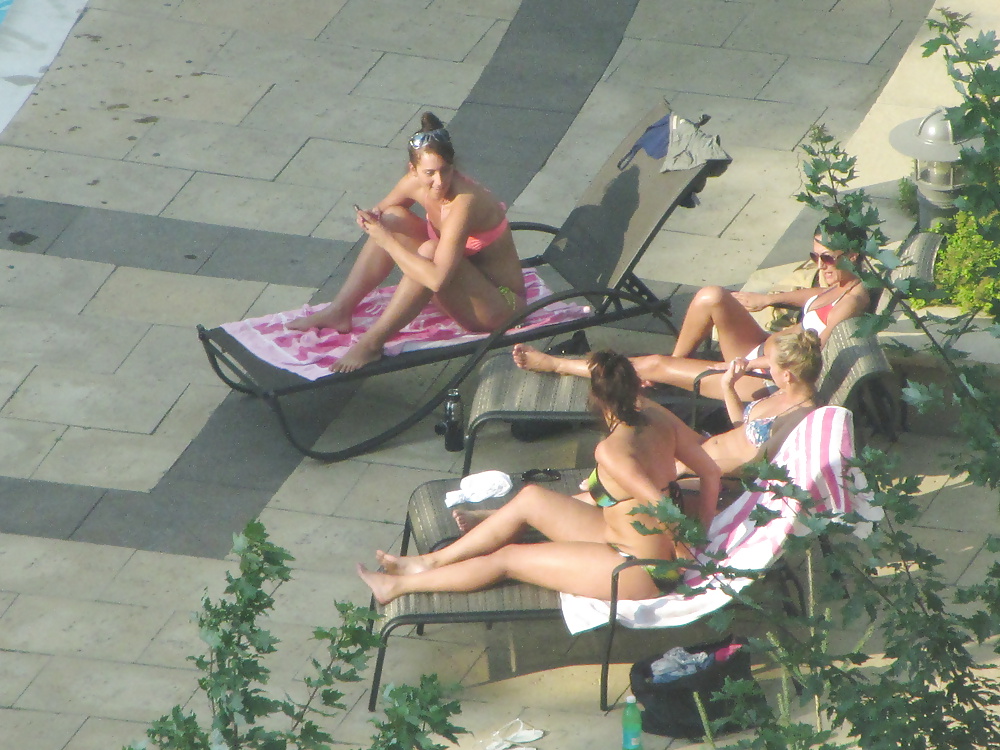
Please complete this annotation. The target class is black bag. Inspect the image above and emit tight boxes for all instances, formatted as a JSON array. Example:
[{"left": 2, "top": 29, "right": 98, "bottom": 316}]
[{"left": 629, "top": 637, "right": 761, "bottom": 739}]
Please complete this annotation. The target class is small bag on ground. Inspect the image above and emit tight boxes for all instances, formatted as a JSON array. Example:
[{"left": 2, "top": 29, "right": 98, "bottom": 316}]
[{"left": 629, "top": 636, "right": 763, "bottom": 739}]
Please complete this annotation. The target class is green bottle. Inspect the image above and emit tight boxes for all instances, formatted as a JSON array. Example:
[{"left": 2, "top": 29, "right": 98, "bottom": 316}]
[{"left": 622, "top": 695, "right": 643, "bottom": 749}]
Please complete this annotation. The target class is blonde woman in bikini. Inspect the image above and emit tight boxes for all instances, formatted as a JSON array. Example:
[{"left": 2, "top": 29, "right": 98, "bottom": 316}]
[
  {"left": 513, "top": 221, "right": 868, "bottom": 401},
  {"left": 288, "top": 112, "right": 525, "bottom": 372}
]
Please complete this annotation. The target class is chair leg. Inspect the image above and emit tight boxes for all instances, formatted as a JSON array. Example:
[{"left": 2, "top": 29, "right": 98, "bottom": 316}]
[
  {"left": 600, "top": 613, "right": 622, "bottom": 710},
  {"left": 368, "top": 640, "right": 388, "bottom": 711},
  {"left": 771, "top": 561, "right": 805, "bottom": 618},
  {"left": 368, "top": 619, "right": 405, "bottom": 711},
  {"left": 818, "top": 536, "right": 849, "bottom": 600}
]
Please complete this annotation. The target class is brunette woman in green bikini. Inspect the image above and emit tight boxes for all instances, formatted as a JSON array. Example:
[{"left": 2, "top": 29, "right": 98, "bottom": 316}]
[
  {"left": 358, "top": 333, "right": 820, "bottom": 605},
  {"left": 357, "top": 351, "right": 723, "bottom": 605},
  {"left": 288, "top": 111, "right": 525, "bottom": 372}
]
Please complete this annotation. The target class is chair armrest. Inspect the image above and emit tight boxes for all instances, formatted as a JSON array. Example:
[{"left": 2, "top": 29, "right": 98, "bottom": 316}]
[
  {"left": 608, "top": 557, "right": 686, "bottom": 615},
  {"left": 510, "top": 221, "right": 558, "bottom": 268}
]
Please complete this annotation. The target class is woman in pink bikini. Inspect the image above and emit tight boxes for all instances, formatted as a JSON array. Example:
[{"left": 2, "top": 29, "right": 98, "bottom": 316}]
[
  {"left": 288, "top": 112, "right": 525, "bottom": 372},
  {"left": 513, "top": 222, "right": 869, "bottom": 401}
]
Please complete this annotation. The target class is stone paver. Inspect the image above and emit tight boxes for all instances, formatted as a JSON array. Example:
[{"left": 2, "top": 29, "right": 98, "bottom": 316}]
[{"left": 2, "top": 0, "right": 995, "bottom": 747}]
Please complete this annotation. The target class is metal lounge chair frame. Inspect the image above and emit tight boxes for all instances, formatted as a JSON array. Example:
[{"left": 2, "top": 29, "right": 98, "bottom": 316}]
[
  {"left": 196, "top": 99, "right": 725, "bottom": 462},
  {"left": 365, "top": 405, "right": 860, "bottom": 712},
  {"left": 459, "top": 314, "right": 893, "bottom": 475}
]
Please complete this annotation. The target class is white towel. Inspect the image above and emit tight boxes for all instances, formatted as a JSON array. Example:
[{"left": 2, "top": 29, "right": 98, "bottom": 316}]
[{"left": 445, "top": 470, "right": 514, "bottom": 508}]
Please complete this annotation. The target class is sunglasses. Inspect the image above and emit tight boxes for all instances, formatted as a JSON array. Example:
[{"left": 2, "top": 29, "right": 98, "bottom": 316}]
[
  {"left": 408, "top": 127, "right": 450, "bottom": 150},
  {"left": 809, "top": 251, "right": 840, "bottom": 266}
]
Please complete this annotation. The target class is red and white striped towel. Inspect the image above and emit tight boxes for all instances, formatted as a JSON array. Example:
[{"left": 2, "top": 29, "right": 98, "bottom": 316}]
[
  {"left": 221, "top": 268, "right": 590, "bottom": 381},
  {"left": 559, "top": 405, "right": 881, "bottom": 634}
]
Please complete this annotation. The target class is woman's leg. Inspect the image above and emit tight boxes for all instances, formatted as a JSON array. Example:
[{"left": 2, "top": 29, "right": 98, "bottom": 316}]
[
  {"left": 513, "top": 285, "right": 770, "bottom": 383},
  {"left": 629, "top": 354, "right": 770, "bottom": 400},
  {"left": 512, "top": 344, "right": 593, "bottom": 377},
  {"left": 358, "top": 540, "right": 662, "bottom": 604},
  {"left": 671, "top": 285, "right": 768, "bottom": 360},
  {"left": 377, "top": 484, "right": 607, "bottom": 575},
  {"left": 454, "top": 490, "right": 597, "bottom": 533},
  {"left": 332, "top": 239, "right": 525, "bottom": 373},
  {"left": 288, "top": 207, "right": 427, "bottom": 333},
  {"left": 331, "top": 264, "right": 437, "bottom": 372},
  {"left": 433, "top": 257, "right": 526, "bottom": 333}
]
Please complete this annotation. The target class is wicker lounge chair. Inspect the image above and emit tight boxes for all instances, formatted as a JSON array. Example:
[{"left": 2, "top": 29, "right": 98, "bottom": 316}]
[
  {"left": 196, "top": 99, "right": 727, "bottom": 461},
  {"left": 365, "top": 405, "right": 869, "bottom": 711},
  {"left": 874, "top": 231, "right": 942, "bottom": 316},
  {"left": 459, "top": 314, "right": 893, "bottom": 475}
]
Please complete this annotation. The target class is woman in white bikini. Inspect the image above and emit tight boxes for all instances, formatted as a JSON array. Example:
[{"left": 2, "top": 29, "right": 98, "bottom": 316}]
[
  {"left": 356, "top": 334, "right": 819, "bottom": 606},
  {"left": 513, "top": 222, "right": 868, "bottom": 401},
  {"left": 288, "top": 112, "right": 525, "bottom": 372}
]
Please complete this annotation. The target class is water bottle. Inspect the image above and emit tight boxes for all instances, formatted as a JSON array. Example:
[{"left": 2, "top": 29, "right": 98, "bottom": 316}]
[
  {"left": 435, "top": 389, "right": 464, "bottom": 452},
  {"left": 622, "top": 695, "right": 643, "bottom": 750}
]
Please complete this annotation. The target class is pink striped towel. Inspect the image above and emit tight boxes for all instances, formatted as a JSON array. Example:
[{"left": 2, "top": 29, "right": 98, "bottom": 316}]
[
  {"left": 559, "top": 405, "right": 882, "bottom": 634},
  {"left": 221, "top": 268, "right": 590, "bottom": 381}
]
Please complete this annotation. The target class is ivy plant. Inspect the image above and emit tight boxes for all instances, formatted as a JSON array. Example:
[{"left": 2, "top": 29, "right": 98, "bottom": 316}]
[
  {"left": 666, "top": 12, "right": 1000, "bottom": 745},
  {"left": 124, "top": 521, "right": 465, "bottom": 750}
]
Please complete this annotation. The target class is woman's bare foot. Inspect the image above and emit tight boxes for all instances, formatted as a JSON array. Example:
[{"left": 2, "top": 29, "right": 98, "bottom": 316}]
[
  {"left": 512, "top": 343, "right": 558, "bottom": 373},
  {"left": 376, "top": 549, "right": 432, "bottom": 575},
  {"left": 330, "top": 339, "right": 383, "bottom": 373},
  {"left": 452, "top": 508, "right": 494, "bottom": 534},
  {"left": 356, "top": 563, "right": 399, "bottom": 605},
  {"left": 287, "top": 304, "right": 353, "bottom": 333}
]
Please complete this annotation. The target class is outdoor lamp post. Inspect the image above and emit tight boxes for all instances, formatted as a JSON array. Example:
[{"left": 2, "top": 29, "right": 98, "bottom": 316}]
[{"left": 889, "top": 106, "right": 984, "bottom": 230}]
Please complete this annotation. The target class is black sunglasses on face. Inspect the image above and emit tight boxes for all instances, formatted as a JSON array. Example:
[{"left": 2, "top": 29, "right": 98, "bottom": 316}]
[{"left": 810, "top": 251, "right": 839, "bottom": 266}]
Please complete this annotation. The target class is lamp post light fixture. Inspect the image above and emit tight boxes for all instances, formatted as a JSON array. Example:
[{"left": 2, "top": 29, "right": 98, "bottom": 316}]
[{"left": 889, "top": 106, "right": 984, "bottom": 229}]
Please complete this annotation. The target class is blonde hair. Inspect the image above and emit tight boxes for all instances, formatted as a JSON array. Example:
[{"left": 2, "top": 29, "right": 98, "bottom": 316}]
[{"left": 772, "top": 329, "right": 822, "bottom": 385}]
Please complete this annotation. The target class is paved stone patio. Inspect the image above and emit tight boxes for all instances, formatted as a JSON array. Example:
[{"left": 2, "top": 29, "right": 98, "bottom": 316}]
[{"left": 1, "top": 0, "right": 999, "bottom": 747}]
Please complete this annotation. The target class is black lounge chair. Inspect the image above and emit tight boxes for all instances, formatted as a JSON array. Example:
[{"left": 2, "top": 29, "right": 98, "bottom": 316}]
[{"left": 196, "top": 99, "right": 728, "bottom": 461}]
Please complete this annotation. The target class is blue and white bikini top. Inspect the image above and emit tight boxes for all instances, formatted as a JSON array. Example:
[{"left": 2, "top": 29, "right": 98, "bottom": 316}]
[{"left": 742, "top": 398, "right": 778, "bottom": 448}]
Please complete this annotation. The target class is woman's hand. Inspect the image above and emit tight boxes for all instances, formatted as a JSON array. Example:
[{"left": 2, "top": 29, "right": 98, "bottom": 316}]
[
  {"left": 720, "top": 357, "right": 747, "bottom": 391},
  {"left": 356, "top": 207, "right": 391, "bottom": 245},
  {"left": 355, "top": 205, "right": 384, "bottom": 226},
  {"left": 733, "top": 291, "right": 770, "bottom": 312}
]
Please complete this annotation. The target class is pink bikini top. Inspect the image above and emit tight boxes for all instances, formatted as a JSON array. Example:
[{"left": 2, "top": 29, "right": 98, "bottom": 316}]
[
  {"left": 426, "top": 207, "right": 509, "bottom": 257},
  {"left": 801, "top": 282, "right": 858, "bottom": 335}
]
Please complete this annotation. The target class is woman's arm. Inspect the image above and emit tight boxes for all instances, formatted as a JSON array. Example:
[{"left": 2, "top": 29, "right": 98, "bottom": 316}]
[
  {"left": 671, "top": 435, "right": 722, "bottom": 529},
  {"left": 362, "top": 192, "right": 474, "bottom": 293},
  {"left": 720, "top": 358, "right": 748, "bottom": 426},
  {"left": 733, "top": 286, "right": 817, "bottom": 312}
]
